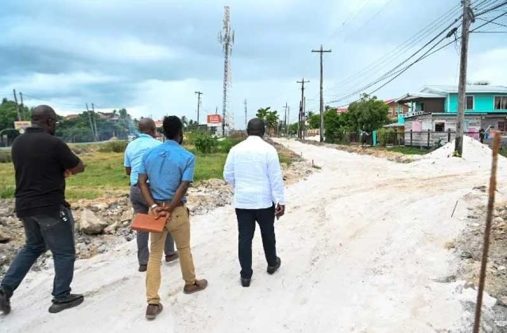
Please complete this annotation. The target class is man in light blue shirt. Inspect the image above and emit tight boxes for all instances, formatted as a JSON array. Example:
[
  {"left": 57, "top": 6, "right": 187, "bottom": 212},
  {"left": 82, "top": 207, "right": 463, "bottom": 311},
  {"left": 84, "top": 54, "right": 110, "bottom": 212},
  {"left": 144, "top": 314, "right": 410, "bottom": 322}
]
[
  {"left": 124, "top": 118, "right": 177, "bottom": 272},
  {"left": 138, "top": 116, "right": 207, "bottom": 321}
]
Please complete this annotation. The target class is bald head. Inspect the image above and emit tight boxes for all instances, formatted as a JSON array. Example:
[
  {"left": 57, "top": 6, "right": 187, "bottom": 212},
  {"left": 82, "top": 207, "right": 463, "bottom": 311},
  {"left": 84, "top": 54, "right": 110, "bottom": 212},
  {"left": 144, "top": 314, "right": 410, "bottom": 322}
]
[
  {"left": 138, "top": 118, "right": 157, "bottom": 137},
  {"left": 247, "top": 118, "right": 265, "bottom": 137},
  {"left": 31, "top": 105, "right": 57, "bottom": 135}
]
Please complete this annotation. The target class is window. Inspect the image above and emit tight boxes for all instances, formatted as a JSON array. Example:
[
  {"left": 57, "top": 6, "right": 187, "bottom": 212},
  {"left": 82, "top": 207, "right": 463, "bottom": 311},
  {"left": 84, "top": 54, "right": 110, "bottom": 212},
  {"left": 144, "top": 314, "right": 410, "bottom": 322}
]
[
  {"left": 495, "top": 96, "right": 507, "bottom": 110},
  {"left": 466, "top": 96, "right": 474, "bottom": 110},
  {"left": 498, "top": 121, "right": 506, "bottom": 132},
  {"left": 435, "top": 122, "right": 445, "bottom": 132}
]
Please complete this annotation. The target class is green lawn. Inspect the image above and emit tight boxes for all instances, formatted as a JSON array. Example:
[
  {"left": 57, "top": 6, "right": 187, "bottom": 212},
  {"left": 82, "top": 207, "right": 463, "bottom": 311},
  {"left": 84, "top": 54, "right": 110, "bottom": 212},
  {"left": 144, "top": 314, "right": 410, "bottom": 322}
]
[{"left": 385, "top": 146, "right": 433, "bottom": 155}]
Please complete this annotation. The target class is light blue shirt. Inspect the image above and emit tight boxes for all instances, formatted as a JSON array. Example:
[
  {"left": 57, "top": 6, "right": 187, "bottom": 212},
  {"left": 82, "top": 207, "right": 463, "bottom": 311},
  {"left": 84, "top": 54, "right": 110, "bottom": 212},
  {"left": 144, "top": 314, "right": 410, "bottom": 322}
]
[
  {"left": 138, "top": 140, "right": 195, "bottom": 201},
  {"left": 124, "top": 134, "right": 161, "bottom": 186}
]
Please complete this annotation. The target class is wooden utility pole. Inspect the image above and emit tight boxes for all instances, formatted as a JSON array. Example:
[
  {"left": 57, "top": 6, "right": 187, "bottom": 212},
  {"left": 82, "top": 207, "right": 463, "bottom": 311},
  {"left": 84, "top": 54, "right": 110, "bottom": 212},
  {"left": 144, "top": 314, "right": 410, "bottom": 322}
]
[
  {"left": 195, "top": 91, "right": 203, "bottom": 124},
  {"left": 91, "top": 103, "right": 99, "bottom": 141},
  {"left": 455, "top": 0, "right": 472, "bottom": 156},
  {"left": 244, "top": 99, "right": 248, "bottom": 129},
  {"left": 13, "top": 89, "right": 21, "bottom": 121},
  {"left": 19, "top": 92, "right": 24, "bottom": 121},
  {"left": 312, "top": 45, "right": 332, "bottom": 142},
  {"left": 283, "top": 102, "right": 288, "bottom": 136},
  {"left": 297, "top": 78, "right": 309, "bottom": 139}
]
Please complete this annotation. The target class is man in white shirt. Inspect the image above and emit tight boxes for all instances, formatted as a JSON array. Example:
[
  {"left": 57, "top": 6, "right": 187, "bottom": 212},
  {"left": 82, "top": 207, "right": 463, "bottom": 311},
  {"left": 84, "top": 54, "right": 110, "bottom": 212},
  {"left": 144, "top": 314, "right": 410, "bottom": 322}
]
[{"left": 223, "top": 118, "right": 286, "bottom": 287}]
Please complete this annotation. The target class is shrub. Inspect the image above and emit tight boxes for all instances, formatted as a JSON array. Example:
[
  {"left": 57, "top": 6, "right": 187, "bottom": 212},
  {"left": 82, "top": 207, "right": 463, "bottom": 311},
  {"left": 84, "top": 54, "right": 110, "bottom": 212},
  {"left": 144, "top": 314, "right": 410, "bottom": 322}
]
[
  {"left": 194, "top": 133, "right": 218, "bottom": 154},
  {"left": 0, "top": 151, "right": 12, "bottom": 163},
  {"left": 217, "top": 137, "right": 243, "bottom": 153},
  {"left": 98, "top": 140, "right": 128, "bottom": 153},
  {"left": 378, "top": 128, "right": 395, "bottom": 147}
]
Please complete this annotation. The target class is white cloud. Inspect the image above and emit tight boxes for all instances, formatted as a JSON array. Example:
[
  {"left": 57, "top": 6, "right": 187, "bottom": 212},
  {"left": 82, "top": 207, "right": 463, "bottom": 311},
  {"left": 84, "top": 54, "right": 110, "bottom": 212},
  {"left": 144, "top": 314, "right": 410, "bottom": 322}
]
[{"left": 468, "top": 48, "right": 507, "bottom": 85}]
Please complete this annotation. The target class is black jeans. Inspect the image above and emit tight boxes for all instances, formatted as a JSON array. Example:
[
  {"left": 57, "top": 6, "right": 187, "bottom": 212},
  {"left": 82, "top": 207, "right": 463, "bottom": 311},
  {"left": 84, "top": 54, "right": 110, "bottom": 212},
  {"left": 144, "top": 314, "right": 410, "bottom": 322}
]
[
  {"left": 1, "top": 206, "right": 76, "bottom": 300},
  {"left": 235, "top": 205, "right": 277, "bottom": 279}
]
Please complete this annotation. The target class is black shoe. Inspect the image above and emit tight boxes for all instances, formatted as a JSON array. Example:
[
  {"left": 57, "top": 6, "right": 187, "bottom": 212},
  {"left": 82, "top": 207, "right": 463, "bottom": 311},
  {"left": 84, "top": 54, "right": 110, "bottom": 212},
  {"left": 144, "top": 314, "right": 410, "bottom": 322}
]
[
  {"left": 0, "top": 288, "right": 11, "bottom": 315},
  {"left": 139, "top": 264, "right": 147, "bottom": 272},
  {"left": 241, "top": 278, "right": 251, "bottom": 287},
  {"left": 49, "top": 294, "right": 84, "bottom": 314},
  {"left": 267, "top": 257, "right": 281, "bottom": 275}
]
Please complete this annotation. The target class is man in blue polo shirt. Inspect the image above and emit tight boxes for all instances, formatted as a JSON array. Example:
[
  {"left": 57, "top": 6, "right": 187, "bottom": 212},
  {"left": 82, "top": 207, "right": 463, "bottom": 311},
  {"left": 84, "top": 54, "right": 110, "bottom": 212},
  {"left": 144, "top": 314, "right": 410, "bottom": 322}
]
[
  {"left": 124, "top": 118, "right": 177, "bottom": 272},
  {"left": 138, "top": 115, "right": 207, "bottom": 321}
]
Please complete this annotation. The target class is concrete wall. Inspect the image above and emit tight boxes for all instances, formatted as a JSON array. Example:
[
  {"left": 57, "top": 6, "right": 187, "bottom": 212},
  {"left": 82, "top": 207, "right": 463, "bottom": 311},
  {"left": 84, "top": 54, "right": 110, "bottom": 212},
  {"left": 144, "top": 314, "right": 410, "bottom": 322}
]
[{"left": 447, "top": 93, "right": 507, "bottom": 113}]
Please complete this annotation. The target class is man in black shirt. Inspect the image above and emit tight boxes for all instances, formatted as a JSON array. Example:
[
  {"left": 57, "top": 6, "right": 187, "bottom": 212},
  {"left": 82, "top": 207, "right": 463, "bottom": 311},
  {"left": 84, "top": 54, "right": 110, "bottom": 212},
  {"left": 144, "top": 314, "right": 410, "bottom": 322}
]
[{"left": 0, "top": 105, "right": 85, "bottom": 315}]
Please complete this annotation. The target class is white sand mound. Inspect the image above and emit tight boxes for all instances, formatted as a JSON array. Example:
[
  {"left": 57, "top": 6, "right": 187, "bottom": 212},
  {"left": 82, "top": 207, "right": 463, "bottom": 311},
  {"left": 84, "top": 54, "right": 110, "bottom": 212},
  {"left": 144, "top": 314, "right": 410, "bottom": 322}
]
[{"left": 422, "top": 136, "right": 494, "bottom": 163}]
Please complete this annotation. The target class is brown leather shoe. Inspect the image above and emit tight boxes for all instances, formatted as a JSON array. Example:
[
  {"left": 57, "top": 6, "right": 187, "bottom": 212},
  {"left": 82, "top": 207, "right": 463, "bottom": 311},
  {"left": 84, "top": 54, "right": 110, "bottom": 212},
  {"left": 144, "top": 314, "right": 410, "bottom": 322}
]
[
  {"left": 183, "top": 279, "right": 208, "bottom": 294},
  {"left": 165, "top": 252, "right": 179, "bottom": 263},
  {"left": 145, "top": 303, "right": 163, "bottom": 320}
]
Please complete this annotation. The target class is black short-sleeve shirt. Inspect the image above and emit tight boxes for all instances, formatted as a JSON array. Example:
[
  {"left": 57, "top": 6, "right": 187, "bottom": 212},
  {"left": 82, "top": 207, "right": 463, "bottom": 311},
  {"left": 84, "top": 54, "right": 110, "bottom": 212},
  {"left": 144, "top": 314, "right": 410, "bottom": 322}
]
[{"left": 11, "top": 127, "right": 81, "bottom": 217}]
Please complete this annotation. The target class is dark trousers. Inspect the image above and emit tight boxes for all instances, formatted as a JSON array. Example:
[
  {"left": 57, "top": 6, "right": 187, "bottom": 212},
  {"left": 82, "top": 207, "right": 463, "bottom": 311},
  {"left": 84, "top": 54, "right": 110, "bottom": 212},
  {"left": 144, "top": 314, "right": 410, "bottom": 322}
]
[
  {"left": 235, "top": 205, "right": 277, "bottom": 279},
  {"left": 1, "top": 206, "right": 76, "bottom": 300},
  {"left": 130, "top": 185, "right": 175, "bottom": 265}
]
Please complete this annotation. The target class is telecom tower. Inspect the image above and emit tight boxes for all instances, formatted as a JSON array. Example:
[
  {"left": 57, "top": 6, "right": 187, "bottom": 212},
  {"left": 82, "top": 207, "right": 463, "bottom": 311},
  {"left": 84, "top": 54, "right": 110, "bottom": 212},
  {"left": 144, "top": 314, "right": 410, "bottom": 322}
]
[{"left": 219, "top": 6, "right": 234, "bottom": 136}]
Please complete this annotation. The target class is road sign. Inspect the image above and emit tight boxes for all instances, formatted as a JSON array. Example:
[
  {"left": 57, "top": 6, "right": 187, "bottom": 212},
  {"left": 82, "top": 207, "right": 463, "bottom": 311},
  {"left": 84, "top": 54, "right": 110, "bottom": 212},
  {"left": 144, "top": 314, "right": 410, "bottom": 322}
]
[{"left": 14, "top": 121, "right": 31, "bottom": 133}]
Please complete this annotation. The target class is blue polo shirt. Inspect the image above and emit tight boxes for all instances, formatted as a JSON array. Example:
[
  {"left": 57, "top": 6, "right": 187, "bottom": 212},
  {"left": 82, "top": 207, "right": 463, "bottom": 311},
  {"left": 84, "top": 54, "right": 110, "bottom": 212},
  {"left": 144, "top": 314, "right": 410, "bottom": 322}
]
[
  {"left": 124, "top": 134, "right": 162, "bottom": 186},
  {"left": 138, "top": 140, "right": 195, "bottom": 201}
]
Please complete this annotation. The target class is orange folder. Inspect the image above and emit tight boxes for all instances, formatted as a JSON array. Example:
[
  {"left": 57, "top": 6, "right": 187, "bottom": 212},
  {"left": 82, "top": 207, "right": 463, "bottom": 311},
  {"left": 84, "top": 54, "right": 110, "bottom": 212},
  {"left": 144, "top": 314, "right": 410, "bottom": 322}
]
[{"left": 131, "top": 213, "right": 167, "bottom": 233}]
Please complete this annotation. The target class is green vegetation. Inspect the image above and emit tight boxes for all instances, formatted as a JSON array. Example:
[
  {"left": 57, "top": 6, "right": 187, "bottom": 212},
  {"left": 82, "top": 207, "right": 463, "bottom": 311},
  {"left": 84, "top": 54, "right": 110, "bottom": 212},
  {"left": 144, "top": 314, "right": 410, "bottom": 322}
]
[
  {"left": 256, "top": 107, "right": 281, "bottom": 135},
  {"left": 385, "top": 146, "right": 431, "bottom": 155},
  {"left": 0, "top": 137, "right": 293, "bottom": 200}
]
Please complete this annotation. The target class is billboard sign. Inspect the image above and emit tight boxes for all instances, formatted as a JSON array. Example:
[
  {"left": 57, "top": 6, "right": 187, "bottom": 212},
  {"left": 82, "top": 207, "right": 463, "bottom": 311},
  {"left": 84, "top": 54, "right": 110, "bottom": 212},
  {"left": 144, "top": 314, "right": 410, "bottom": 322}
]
[
  {"left": 14, "top": 121, "right": 31, "bottom": 133},
  {"left": 207, "top": 114, "right": 222, "bottom": 127}
]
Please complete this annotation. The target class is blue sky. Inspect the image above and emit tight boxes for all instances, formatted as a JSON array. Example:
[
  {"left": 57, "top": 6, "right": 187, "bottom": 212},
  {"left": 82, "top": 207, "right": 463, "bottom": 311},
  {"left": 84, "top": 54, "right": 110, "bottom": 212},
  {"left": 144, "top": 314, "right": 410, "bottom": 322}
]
[{"left": 0, "top": 0, "right": 505, "bottom": 127}]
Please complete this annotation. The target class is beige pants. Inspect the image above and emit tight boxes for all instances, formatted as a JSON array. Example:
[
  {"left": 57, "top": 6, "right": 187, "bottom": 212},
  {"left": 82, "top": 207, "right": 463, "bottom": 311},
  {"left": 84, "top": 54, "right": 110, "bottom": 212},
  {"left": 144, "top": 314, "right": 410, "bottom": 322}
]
[{"left": 146, "top": 206, "right": 196, "bottom": 304}]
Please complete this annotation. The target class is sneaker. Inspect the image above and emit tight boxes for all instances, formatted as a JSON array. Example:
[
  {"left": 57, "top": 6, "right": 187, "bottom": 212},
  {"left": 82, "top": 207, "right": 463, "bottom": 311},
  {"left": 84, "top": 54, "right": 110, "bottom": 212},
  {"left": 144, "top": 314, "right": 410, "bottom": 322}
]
[
  {"left": 145, "top": 303, "right": 163, "bottom": 320},
  {"left": 165, "top": 252, "right": 179, "bottom": 263},
  {"left": 241, "top": 278, "right": 251, "bottom": 288},
  {"left": 48, "top": 294, "right": 84, "bottom": 314},
  {"left": 183, "top": 279, "right": 208, "bottom": 294},
  {"left": 267, "top": 257, "right": 281, "bottom": 275},
  {"left": 139, "top": 264, "right": 147, "bottom": 272},
  {"left": 0, "top": 288, "right": 11, "bottom": 315}
]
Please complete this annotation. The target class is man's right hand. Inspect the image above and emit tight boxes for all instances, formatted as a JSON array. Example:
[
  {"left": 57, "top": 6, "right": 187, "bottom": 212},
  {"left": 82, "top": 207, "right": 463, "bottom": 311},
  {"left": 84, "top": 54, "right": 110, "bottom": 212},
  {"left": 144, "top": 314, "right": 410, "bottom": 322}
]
[
  {"left": 275, "top": 204, "right": 285, "bottom": 220},
  {"left": 149, "top": 205, "right": 168, "bottom": 220}
]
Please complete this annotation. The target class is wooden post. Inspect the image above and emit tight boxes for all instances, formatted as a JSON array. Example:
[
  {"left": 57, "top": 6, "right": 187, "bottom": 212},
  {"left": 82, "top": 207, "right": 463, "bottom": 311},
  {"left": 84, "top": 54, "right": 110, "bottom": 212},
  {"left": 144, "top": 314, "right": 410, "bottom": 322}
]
[
  {"left": 448, "top": 128, "right": 451, "bottom": 142},
  {"left": 473, "top": 132, "right": 501, "bottom": 333},
  {"left": 410, "top": 130, "right": 413, "bottom": 146},
  {"left": 427, "top": 129, "right": 431, "bottom": 148}
]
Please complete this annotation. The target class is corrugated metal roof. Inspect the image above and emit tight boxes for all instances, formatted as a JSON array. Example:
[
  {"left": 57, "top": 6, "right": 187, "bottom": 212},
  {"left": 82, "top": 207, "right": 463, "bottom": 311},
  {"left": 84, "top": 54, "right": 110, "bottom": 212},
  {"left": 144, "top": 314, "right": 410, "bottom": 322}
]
[
  {"left": 395, "top": 92, "right": 446, "bottom": 102},
  {"left": 423, "top": 85, "right": 507, "bottom": 94}
]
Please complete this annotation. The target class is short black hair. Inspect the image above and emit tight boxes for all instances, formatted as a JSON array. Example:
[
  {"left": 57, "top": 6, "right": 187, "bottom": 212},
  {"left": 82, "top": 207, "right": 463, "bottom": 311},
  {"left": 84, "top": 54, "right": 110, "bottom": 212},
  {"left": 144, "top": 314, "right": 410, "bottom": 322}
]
[
  {"left": 247, "top": 118, "right": 265, "bottom": 136},
  {"left": 162, "top": 116, "right": 183, "bottom": 139}
]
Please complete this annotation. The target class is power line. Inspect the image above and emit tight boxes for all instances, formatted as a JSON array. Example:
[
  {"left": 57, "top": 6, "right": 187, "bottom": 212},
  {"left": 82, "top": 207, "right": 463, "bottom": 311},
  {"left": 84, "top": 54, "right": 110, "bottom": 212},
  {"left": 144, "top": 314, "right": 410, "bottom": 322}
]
[
  {"left": 477, "top": 16, "right": 507, "bottom": 27},
  {"left": 475, "top": 0, "right": 507, "bottom": 16}
]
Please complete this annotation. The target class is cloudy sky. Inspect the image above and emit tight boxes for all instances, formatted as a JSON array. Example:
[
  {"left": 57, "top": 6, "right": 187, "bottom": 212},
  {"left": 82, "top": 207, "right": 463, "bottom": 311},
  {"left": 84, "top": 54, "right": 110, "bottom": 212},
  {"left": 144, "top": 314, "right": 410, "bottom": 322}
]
[{"left": 1, "top": 0, "right": 505, "bottom": 128}]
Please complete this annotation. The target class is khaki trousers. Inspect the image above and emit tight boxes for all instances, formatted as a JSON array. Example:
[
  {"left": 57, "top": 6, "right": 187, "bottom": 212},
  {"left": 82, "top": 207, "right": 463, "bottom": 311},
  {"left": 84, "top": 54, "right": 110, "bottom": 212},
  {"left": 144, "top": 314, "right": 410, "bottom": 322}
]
[{"left": 146, "top": 206, "right": 196, "bottom": 304}]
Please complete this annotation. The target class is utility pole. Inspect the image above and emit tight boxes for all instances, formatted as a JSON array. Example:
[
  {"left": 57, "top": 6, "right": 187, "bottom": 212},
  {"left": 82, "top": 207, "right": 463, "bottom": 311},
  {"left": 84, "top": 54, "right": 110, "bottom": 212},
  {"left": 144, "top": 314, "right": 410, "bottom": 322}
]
[
  {"left": 312, "top": 45, "right": 332, "bottom": 143},
  {"left": 455, "top": 0, "right": 473, "bottom": 156},
  {"left": 244, "top": 99, "right": 248, "bottom": 129},
  {"left": 297, "top": 78, "right": 309, "bottom": 140},
  {"left": 13, "top": 89, "right": 21, "bottom": 121},
  {"left": 91, "top": 103, "right": 99, "bottom": 141},
  {"left": 195, "top": 91, "right": 203, "bottom": 125},
  {"left": 287, "top": 106, "right": 290, "bottom": 137},
  {"left": 19, "top": 92, "right": 24, "bottom": 121},
  {"left": 85, "top": 103, "right": 95, "bottom": 141},
  {"left": 283, "top": 102, "right": 289, "bottom": 136}
]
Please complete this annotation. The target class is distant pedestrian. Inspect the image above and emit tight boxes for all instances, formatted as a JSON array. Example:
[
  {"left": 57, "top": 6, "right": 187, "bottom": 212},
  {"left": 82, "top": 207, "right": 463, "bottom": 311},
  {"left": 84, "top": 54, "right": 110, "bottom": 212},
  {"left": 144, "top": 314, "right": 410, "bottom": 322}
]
[
  {"left": 224, "top": 118, "right": 286, "bottom": 288},
  {"left": 124, "top": 118, "right": 178, "bottom": 273},
  {"left": 360, "top": 129, "right": 370, "bottom": 147},
  {"left": 479, "top": 128, "right": 485, "bottom": 143},
  {"left": 138, "top": 116, "right": 207, "bottom": 321},
  {"left": 0, "top": 105, "right": 85, "bottom": 315}
]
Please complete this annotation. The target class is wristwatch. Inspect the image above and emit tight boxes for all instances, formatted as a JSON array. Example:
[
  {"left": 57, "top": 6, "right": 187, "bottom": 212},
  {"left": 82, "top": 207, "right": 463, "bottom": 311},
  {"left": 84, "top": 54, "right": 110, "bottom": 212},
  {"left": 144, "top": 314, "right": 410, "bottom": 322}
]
[{"left": 149, "top": 204, "right": 158, "bottom": 210}]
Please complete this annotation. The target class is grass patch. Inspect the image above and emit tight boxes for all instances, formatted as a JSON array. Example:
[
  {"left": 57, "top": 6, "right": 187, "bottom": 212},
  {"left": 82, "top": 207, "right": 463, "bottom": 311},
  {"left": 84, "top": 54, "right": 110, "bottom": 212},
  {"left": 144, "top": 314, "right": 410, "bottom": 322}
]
[{"left": 385, "top": 146, "right": 432, "bottom": 155}]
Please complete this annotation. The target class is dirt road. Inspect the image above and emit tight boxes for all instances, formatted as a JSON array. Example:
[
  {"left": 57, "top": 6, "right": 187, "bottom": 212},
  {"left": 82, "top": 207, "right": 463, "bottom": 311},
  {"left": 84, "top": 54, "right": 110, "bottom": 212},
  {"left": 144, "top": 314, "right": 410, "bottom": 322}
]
[{"left": 1, "top": 138, "right": 505, "bottom": 332}]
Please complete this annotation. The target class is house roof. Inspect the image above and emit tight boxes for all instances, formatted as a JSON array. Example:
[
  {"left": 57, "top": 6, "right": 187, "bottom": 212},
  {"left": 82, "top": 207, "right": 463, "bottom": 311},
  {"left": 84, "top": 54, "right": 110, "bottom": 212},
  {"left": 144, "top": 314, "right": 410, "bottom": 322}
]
[
  {"left": 395, "top": 92, "right": 445, "bottom": 103},
  {"left": 422, "top": 84, "right": 507, "bottom": 94}
]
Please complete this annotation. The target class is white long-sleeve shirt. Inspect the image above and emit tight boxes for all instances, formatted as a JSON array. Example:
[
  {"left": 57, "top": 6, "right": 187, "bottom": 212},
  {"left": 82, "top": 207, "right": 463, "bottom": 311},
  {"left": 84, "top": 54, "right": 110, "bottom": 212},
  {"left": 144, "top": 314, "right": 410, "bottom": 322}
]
[{"left": 223, "top": 136, "right": 286, "bottom": 209}]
